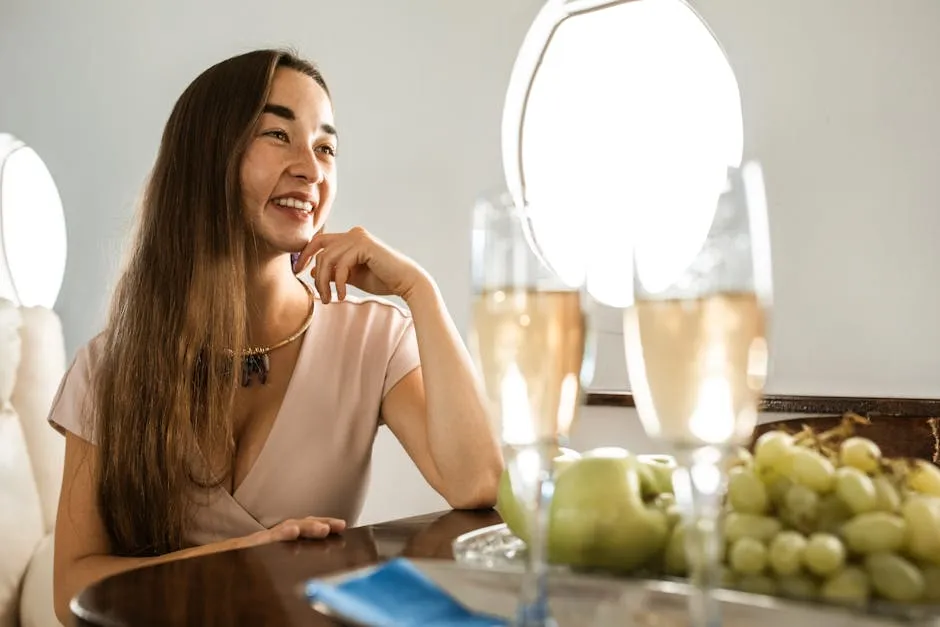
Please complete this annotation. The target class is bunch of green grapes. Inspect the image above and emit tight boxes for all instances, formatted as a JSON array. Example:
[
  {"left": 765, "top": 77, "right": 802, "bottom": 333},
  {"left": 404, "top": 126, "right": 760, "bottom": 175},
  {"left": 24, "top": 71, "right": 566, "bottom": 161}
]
[{"left": 705, "top": 421, "right": 940, "bottom": 608}]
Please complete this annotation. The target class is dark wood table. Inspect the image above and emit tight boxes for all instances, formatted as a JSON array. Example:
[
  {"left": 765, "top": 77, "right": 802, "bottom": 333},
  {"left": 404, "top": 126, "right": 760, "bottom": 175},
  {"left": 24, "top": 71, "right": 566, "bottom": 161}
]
[{"left": 72, "top": 509, "right": 503, "bottom": 627}]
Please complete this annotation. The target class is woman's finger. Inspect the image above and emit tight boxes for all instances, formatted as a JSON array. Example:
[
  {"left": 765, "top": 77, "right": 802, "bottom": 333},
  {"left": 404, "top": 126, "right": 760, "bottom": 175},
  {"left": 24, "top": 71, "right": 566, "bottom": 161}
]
[
  {"left": 313, "top": 244, "right": 355, "bottom": 303},
  {"left": 295, "top": 518, "right": 331, "bottom": 539},
  {"left": 294, "top": 232, "right": 339, "bottom": 273},
  {"left": 331, "top": 249, "right": 364, "bottom": 302},
  {"left": 270, "top": 522, "right": 301, "bottom": 542},
  {"left": 296, "top": 516, "right": 346, "bottom": 538},
  {"left": 333, "top": 264, "right": 350, "bottom": 302},
  {"left": 322, "top": 517, "right": 347, "bottom": 533},
  {"left": 312, "top": 249, "right": 337, "bottom": 303}
]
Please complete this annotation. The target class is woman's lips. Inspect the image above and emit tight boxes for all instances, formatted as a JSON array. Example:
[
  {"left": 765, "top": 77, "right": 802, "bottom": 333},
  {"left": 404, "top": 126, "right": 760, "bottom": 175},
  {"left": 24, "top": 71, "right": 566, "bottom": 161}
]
[{"left": 270, "top": 200, "right": 314, "bottom": 221}]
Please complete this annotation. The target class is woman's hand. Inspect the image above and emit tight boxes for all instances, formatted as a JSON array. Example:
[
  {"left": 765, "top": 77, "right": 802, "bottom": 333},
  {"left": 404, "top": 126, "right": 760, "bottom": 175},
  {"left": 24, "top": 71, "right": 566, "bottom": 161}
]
[
  {"left": 293, "top": 226, "right": 429, "bottom": 303},
  {"left": 235, "top": 516, "right": 347, "bottom": 548}
]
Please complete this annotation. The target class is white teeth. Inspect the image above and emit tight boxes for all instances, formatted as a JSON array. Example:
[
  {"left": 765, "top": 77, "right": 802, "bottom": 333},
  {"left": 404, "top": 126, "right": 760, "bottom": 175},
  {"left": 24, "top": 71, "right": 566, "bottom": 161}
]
[{"left": 273, "top": 197, "right": 314, "bottom": 212}]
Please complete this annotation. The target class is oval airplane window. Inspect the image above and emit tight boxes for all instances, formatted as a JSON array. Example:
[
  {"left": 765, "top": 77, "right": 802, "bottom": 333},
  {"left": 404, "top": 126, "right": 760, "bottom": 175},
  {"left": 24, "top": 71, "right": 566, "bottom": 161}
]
[
  {"left": 502, "top": 0, "right": 743, "bottom": 306},
  {"left": 0, "top": 133, "right": 68, "bottom": 308}
]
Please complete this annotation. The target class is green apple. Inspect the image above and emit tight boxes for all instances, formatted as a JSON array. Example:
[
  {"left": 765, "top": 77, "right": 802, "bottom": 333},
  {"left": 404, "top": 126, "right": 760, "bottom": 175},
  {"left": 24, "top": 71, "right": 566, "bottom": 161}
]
[
  {"left": 547, "top": 449, "right": 669, "bottom": 573},
  {"left": 496, "top": 446, "right": 581, "bottom": 543}
]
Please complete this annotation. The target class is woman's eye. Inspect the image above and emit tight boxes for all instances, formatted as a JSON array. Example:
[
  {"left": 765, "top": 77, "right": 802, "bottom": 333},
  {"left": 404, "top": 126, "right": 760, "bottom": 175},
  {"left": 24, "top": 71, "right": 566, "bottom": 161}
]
[
  {"left": 317, "top": 145, "right": 337, "bottom": 157},
  {"left": 265, "top": 129, "right": 289, "bottom": 142}
]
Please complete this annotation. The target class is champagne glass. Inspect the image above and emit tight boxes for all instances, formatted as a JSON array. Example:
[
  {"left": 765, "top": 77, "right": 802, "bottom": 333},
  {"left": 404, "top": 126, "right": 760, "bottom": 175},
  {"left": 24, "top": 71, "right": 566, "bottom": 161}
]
[
  {"left": 468, "top": 190, "right": 589, "bottom": 627},
  {"left": 623, "top": 162, "right": 772, "bottom": 627}
]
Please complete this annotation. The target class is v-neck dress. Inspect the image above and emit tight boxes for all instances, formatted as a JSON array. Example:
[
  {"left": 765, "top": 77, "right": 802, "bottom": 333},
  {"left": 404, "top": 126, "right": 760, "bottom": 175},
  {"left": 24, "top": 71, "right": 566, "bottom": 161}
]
[{"left": 47, "top": 293, "right": 421, "bottom": 547}]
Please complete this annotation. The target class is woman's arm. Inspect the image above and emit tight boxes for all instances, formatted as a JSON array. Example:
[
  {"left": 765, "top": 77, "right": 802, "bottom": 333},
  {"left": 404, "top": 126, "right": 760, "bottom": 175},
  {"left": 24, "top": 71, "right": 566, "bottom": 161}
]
[
  {"left": 380, "top": 278, "right": 503, "bottom": 509},
  {"left": 294, "top": 227, "right": 504, "bottom": 508},
  {"left": 54, "top": 433, "right": 345, "bottom": 624}
]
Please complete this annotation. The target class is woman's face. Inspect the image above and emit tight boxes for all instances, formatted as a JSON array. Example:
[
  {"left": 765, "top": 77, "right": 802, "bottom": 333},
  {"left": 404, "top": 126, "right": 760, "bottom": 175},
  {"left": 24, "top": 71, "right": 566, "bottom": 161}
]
[{"left": 241, "top": 68, "right": 337, "bottom": 256}]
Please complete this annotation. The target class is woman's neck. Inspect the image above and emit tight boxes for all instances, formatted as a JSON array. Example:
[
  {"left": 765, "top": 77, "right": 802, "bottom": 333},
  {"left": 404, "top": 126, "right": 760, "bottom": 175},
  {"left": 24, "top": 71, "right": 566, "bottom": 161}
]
[{"left": 245, "top": 254, "right": 311, "bottom": 348}]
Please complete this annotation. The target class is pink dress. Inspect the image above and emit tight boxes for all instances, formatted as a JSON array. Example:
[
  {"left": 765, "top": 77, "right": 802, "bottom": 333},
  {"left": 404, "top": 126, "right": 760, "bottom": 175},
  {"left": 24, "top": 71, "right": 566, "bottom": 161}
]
[{"left": 48, "top": 294, "right": 421, "bottom": 547}]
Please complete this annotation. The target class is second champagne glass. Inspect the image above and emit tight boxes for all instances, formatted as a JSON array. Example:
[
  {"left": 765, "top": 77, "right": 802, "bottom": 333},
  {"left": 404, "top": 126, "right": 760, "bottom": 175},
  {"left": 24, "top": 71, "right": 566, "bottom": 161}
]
[
  {"left": 623, "top": 162, "right": 773, "bottom": 627},
  {"left": 468, "top": 191, "right": 589, "bottom": 627}
]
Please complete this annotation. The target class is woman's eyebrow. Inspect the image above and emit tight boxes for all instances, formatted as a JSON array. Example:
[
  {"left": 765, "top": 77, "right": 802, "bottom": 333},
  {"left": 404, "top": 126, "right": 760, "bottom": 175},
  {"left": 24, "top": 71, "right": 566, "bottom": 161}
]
[
  {"left": 263, "top": 103, "right": 295, "bottom": 120},
  {"left": 262, "top": 103, "right": 338, "bottom": 140}
]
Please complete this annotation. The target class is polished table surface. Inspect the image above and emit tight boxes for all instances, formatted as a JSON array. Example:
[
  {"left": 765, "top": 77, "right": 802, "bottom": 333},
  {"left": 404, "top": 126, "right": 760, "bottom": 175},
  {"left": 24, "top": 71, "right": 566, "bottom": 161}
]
[{"left": 72, "top": 509, "right": 503, "bottom": 627}]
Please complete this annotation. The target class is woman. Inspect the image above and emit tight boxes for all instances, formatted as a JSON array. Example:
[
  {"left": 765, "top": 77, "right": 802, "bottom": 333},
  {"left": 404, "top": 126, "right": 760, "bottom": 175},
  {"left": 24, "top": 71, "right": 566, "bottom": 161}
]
[{"left": 50, "top": 48, "right": 503, "bottom": 622}]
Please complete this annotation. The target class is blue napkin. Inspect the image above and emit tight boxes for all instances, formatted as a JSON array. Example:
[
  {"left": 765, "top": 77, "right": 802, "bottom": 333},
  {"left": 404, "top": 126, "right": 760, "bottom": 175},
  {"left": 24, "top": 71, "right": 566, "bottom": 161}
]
[{"left": 304, "top": 557, "right": 509, "bottom": 627}]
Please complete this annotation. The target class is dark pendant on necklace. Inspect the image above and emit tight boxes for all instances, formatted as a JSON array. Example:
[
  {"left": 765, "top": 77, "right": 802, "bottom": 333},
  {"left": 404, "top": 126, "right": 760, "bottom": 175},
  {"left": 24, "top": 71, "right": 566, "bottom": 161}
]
[{"left": 241, "top": 353, "right": 270, "bottom": 387}]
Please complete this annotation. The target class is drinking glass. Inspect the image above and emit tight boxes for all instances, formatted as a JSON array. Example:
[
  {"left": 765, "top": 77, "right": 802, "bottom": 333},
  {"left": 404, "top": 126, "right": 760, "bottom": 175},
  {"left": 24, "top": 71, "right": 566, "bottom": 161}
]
[
  {"left": 468, "top": 190, "right": 590, "bottom": 627},
  {"left": 623, "top": 162, "right": 772, "bottom": 627}
]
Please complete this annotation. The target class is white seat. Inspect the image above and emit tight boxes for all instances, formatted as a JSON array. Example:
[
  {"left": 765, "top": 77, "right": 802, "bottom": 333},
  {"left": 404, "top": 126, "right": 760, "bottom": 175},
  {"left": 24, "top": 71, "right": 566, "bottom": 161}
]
[{"left": 0, "top": 298, "right": 67, "bottom": 627}]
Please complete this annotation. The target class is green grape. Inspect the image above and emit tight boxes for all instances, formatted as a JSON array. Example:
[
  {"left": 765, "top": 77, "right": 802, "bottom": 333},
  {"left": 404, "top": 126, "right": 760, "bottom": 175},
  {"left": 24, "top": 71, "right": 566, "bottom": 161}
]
[
  {"left": 840, "top": 512, "right": 907, "bottom": 554},
  {"left": 773, "top": 447, "right": 797, "bottom": 477},
  {"left": 803, "top": 533, "right": 846, "bottom": 577},
  {"left": 724, "top": 512, "right": 783, "bottom": 544},
  {"left": 907, "top": 460, "right": 940, "bottom": 497},
  {"left": 816, "top": 493, "right": 853, "bottom": 535},
  {"left": 754, "top": 430, "right": 794, "bottom": 471},
  {"left": 654, "top": 492, "right": 676, "bottom": 509},
  {"left": 790, "top": 448, "right": 836, "bottom": 493},
  {"left": 865, "top": 552, "right": 926, "bottom": 603},
  {"left": 821, "top": 567, "right": 870, "bottom": 606},
  {"left": 735, "top": 575, "right": 777, "bottom": 596},
  {"left": 653, "top": 493, "right": 682, "bottom": 528},
  {"left": 783, "top": 484, "right": 819, "bottom": 532},
  {"left": 664, "top": 504, "right": 682, "bottom": 529},
  {"left": 765, "top": 474, "right": 794, "bottom": 511},
  {"left": 776, "top": 574, "right": 818, "bottom": 600},
  {"left": 719, "top": 565, "right": 737, "bottom": 589},
  {"left": 839, "top": 437, "right": 882, "bottom": 474},
  {"left": 664, "top": 523, "right": 687, "bottom": 576},
  {"left": 728, "top": 466, "right": 769, "bottom": 515},
  {"left": 768, "top": 531, "right": 807, "bottom": 576},
  {"left": 724, "top": 447, "right": 753, "bottom": 473},
  {"left": 729, "top": 537, "right": 768, "bottom": 575},
  {"left": 923, "top": 565, "right": 940, "bottom": 602},
  {"left": 901, "top": 495, "right": 940, "bottom": 566},
  {"left": 834, "top": 466, "right": 877, "bottom": 514},
  {"left": 872, "top": 475, "right": 901, "bottom": 513}
]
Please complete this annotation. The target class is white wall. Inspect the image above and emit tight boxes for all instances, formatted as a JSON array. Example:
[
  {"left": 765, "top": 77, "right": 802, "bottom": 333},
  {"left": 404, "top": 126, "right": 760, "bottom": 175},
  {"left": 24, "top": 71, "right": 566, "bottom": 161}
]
[
  {"left": 2, "top": 0, "right": 939, "bottom": 525},
  {"left": 389, "top": 0, "right": 940, "bottom": 520},
  {"left": 587, "top": 0, "right": 940, "bottom": 399},
  {"left": 0, "top": 0, "right": 550, "bottom": 360},
  {"left": 0, "top": 0, "right": 548, "bottom": 523}
]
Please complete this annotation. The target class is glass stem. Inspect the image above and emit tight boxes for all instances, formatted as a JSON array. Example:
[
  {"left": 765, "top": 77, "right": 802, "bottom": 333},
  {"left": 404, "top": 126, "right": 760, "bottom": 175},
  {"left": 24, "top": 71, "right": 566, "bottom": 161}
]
[
  {"left": 512, "top": 444, "right": 557, "bottom": 627},
  {"left": 675, "top": 446, "right": 726, "bottom": 627}
]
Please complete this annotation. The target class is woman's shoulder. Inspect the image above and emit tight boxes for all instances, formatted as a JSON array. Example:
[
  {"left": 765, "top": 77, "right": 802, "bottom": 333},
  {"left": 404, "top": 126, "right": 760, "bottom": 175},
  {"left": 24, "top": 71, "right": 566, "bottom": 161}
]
[
  {"left": 315, "top": 291, "right": 413, "bottom": 333},
  {"left": 47, "top": 331, "right": 108, "bottom": 442},
  {"left": 310, "top": 291, "right": 420, "bottom": 397},
  {"left": 70, "top": 331, "right": 109, "bottom": 374}
]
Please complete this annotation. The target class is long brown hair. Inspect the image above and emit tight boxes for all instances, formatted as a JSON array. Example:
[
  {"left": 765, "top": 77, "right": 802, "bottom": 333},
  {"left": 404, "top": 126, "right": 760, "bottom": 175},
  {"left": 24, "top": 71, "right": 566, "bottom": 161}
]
[{"left": 92, "top": 49, "right": 329, "bottom": 556}]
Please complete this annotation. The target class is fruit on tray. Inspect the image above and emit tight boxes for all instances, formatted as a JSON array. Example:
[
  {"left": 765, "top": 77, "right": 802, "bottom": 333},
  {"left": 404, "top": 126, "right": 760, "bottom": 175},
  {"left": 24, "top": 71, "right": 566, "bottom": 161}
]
[
  {"left": 497, "top": 446, "right": 671, "bottom": 571},
  {"left": 494, "top": 413, "right": 940, "bottom": 608},
  {"left": 496, "top": 446, "right": 581, "bottom": 544},
  {"left": 548, "top": 449, "right": 669, "bottom": 572}
]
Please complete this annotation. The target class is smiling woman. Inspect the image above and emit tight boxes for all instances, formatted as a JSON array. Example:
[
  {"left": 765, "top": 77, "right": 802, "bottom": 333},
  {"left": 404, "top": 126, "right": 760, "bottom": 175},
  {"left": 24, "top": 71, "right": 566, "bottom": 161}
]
[{"left": 45, "top": 48, "right": 503, "bottom": 625}]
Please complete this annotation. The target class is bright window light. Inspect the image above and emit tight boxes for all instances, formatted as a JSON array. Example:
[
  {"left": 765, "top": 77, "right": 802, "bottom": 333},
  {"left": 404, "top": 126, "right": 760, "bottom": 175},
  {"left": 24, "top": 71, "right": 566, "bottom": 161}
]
[
  {"left": 504, "top": 0, "right": 743, "bottom": 306},
  {"left": 0, "top": 134, "right": 68, "bottom": 308}
]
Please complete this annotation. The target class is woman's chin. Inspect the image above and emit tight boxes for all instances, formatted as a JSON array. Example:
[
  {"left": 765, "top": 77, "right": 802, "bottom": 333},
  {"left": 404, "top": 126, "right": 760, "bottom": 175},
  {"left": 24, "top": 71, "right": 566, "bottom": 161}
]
[{"left": 274, "top": 229, "right": 315, "bottom": 253}]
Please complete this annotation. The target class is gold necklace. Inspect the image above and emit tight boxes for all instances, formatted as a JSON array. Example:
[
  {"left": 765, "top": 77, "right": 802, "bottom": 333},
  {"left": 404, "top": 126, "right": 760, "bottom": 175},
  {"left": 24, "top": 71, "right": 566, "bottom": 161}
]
[{"left": 232, "top": 280, "right": 315, "bottom": 387}]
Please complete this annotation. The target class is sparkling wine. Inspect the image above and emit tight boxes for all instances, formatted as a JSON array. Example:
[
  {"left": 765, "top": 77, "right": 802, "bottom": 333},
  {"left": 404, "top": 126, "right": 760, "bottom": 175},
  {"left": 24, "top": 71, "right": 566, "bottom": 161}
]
[
  {"left": 470, "top": 289, "right": 586, "bottom": 445},
  {"left": 623, "top": 292, "right": 768, "bottom": 448}
]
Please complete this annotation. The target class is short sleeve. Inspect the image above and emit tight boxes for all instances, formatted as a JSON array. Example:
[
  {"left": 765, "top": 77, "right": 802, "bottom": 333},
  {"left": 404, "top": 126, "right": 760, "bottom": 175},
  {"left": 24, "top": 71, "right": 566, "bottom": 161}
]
[
  {"left": 47, "top": 344, "right": 98, "bottom": 445},
  {"left": 382, "top": 316, "right": 420, "bottom": 398}
]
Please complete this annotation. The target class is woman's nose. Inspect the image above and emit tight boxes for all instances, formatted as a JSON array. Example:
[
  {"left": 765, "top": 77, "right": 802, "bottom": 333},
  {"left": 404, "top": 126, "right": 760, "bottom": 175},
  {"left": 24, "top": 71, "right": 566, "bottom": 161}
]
[{"left": 290, "top": 147, "right": 324, "bottom": 183}]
